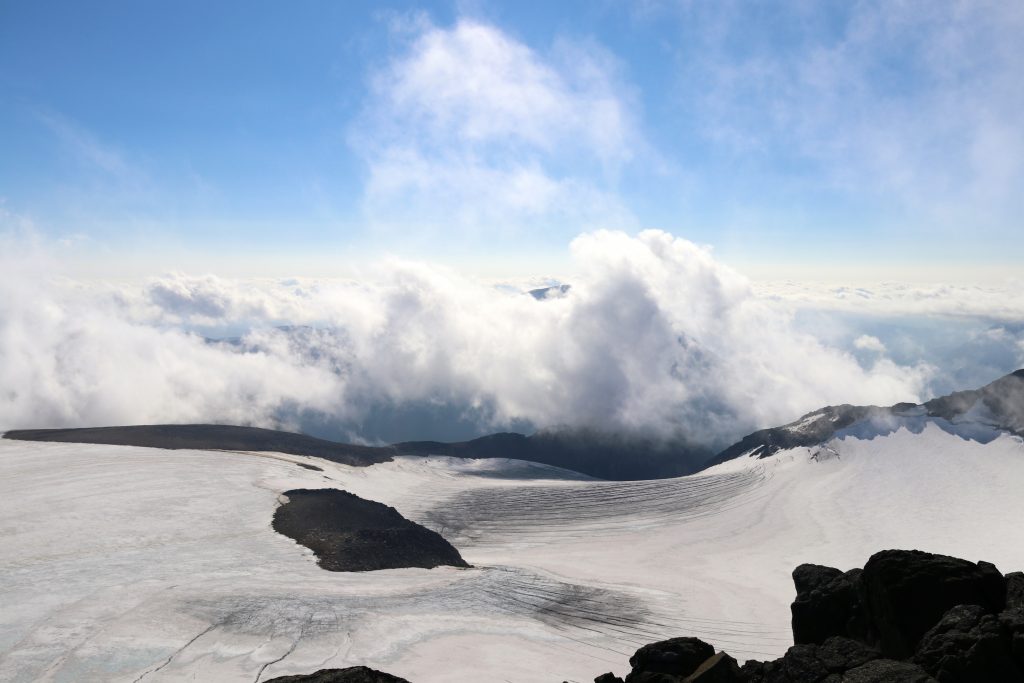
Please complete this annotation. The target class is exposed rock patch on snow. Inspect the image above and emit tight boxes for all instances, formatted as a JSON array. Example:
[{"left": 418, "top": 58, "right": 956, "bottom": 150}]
[{"left": 271, "top": 489, "right": 468, "bottom": 572}]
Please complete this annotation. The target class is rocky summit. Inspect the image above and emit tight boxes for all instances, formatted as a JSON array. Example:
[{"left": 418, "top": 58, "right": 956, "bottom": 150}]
[{"left": 584, "top": 548, "right": 1024, "bottom": 683}]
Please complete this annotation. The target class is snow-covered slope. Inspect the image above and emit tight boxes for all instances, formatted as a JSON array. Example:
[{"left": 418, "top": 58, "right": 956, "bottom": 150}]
[
  {"left": 707, "top": 368, "right": 1024, "bottom": 467},
  {"left": 1, "top": 421, "right": 1023, "bottom": 682}
]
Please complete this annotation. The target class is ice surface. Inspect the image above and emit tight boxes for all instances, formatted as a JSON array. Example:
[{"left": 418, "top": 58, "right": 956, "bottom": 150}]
[{"left": 1, "top": 424, "right": 1023, "bottom": 682}]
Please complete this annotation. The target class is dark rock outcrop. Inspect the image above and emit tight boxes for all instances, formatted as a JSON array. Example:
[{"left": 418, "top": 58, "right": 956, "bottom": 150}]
[
  {"left": 840, "top": 659, "right": 934, "bottom": 682},
  {"left": 705, "top": 368, "right": 1024, "bottom": 469},
  {"left": 858, "top": 550, "right": 1006, "bottom": 658},
  {"left": 1001, "top": 607, "right": 1024, "bottom": 670},
  {"left": 914, "top": 604, "right": 1023, "bottom": 681},
  {"left": 264, "top": 666, "right": 410, "bottom": 682},
  {"left": 272, "top": 488, "right": 469, "bottom": 572},
  {"left": 791, "top": 566, "right": 865, "bottom": 645},
  {"left": 598, "top": 549, "right": 1024, "bottom": 683},
  {"left": 1007, "top": 572, "right": 1024, "bottom": 608},
  {"left": 708, "top": 404, "right": 877, "bottom": 464},
  {"left": 625, "top": 637, "right": 716, "bottom": 681}
]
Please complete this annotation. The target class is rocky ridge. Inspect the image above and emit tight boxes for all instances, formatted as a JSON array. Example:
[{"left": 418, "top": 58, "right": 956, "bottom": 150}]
[
  {"left": 706, "top": 369, "right": 1024, "bottom": 468},
  {"left": 589, "top": 548, "right": 1024, "bottom": 682}
]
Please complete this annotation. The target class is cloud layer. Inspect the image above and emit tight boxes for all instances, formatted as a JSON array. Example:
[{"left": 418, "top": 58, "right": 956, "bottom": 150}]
[{"left": 1, "top": 230, "right": 937, "bottom": 446}]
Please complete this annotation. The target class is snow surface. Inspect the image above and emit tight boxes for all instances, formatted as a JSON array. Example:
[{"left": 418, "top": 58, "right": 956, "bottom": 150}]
[{"left": 1, "top": 423, "right": 1023, "bottom": 682}]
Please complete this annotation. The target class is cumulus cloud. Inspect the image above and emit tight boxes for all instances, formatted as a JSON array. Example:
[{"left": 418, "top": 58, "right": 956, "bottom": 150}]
[
  {"left": 0, "top": 230, "right": 934, "bottom": 446},
  {"left": 854, "top": 335, "right": 886, "bottom": 353},
  {"left": 352, "top": 18, "right": 641, "bottom": 238}
]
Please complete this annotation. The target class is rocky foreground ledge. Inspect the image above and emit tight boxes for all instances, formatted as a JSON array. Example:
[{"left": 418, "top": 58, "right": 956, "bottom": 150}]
[
  {"left": 270, "top": 549, "right": 1024, "bottom": 682},
  {"left": 592, "top": 548, "right": 1024, "bottom": 682}
]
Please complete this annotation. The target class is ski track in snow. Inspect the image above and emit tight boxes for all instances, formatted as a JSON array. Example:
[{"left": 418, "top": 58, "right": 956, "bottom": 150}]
[{"left": 0, "top": 423, "right": 1022, "bottom": 682}]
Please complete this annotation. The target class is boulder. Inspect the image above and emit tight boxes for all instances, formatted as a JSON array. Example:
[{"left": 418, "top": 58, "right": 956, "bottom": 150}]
[
  {"left": 791, "top": 566, "right": 865, "bottom": 644},
  {"left": 779, "top": 644, "right": 830, "bottom": 681},
  {"left": 595, "top": 674, "right": 625, "bottom": 683},
  {"left": 793, "top": 564, "right": 843, "bottom": 596},
  {"left": 859, "top": 550, "right": 1006, "bottom": 657},
  {"left": 816, "top": 637, "right": 879, "bottom": 672},
  {"left": 913, "top": 604, "right": 1021, "bottom": 681},
  {"left": 738, "top": 659, "right": 769, "bottom": 682},
  {"left": 626, "top": 637, "right": 716, "bottom": 681},
  {"left": 1001, "top": 606, "right": 1024, "bottom": 669},
  {"left": 683, "top": 652, "right": 743, "bottom": 682},
  {"left": 737, "top": 638, "right": 879, "bottom": 682},
  {"left": 841, "top": 659, "right": 935, "bottom": 682},
  {"left": 264, "top": 666, "right": 410, "bottom": 682},
  {"left": 1007, "top": 572, "right": 1024, "bottom": 608}
]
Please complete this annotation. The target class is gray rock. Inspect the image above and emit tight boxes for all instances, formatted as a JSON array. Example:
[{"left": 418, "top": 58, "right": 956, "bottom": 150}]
[{"left": 684, "top": 652, "right": 744, "bottom": 682}]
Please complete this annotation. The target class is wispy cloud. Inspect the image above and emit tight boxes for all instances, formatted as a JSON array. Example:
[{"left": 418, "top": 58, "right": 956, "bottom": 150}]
[
  {"left": 754, "top": 279, "right": 1024, "bottom": 322},
  {"left": 351, "top": 18, "right": 642, "bottom": 241},
  {"left": 672, "top": 0, "right": 1024, "bottom": 234},
  {"left": 35, "top": 109, "right": 133, "bottom": 178}
]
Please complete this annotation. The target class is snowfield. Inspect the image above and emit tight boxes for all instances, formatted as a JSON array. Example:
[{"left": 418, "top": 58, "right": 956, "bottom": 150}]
[{"left": 1, "top": 423, "right": 1023, "bottom": 682}]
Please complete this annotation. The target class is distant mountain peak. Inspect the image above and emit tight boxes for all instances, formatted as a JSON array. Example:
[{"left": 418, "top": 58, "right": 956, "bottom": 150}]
[{"left": 706, "top": 369, "right": 1024, "bottom": 469}]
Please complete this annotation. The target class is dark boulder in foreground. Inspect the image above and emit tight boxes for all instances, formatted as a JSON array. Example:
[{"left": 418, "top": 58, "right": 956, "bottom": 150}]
[
  {"left": 914, "top": 604, "right": 1020, "bottom": 682},
  {"left": 272, "top": 488, "right": 469, "bottom": 572},
  {"left": 858, "top": 550, "right": 1006, "bottom": 658},
  {"left": 3, "top": 424, "right": 395, "bottom": 467},
  {"left": 625, "top": 637, "right": 716, "bottom": 681},
  {"left": 1007, "top": 572, "right": 1024, "bottom": 608},
  {"left": 265, "top": 666, "right": 409, "bottom": 682},
  {"left": 791, "top": 565, "right": 866, "bottom": 645},
  {"left": 590, "top": 548, "right": 1024, "bottom": 683}
]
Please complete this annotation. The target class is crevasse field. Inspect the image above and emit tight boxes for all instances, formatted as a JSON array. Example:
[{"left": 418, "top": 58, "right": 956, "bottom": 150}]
[{"left": 2, "top": 424, "right": 1023, "bottom": 682}]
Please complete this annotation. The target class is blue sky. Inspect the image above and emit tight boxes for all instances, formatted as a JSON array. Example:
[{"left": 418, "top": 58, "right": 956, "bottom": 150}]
[{"left": 2, "top": 0, "right": 1022, "bottom": 278}]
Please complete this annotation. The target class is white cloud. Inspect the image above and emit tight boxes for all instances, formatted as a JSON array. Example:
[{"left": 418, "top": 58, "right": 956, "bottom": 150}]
[
  {"left": 754, "top": 280, "right": 1024, "bottom": 322},
  {"left": 853, "top": 335, "right": 886, "bottom": 353},
  {"left": 352, "top": 18, "right": 641, "bottom": 238},
  {"left": 0, "top": 229, "right": 935, "bottom": 446}
]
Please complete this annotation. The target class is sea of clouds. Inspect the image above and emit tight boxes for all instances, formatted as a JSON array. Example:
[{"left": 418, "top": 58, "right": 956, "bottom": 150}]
[{"left": 11, "top": 229, "right": 1019, "bottom": 448}]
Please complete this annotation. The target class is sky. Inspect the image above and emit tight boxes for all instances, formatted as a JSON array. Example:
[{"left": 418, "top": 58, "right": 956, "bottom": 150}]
[
  {"left": 2, "top": 0, "right": 1022, "bottom": 278},
  {"left": 1, "top": 1, "right": 1023, "bottom": 444}
]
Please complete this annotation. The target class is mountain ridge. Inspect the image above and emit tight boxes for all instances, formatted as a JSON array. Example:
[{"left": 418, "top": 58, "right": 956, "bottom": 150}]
[
  {"left": 5, "top": 369, "right": 1022, "bottom": 480},
  {"left": 704, "top": 368, "right": 1024, "bottom": 469}
]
